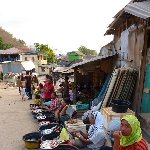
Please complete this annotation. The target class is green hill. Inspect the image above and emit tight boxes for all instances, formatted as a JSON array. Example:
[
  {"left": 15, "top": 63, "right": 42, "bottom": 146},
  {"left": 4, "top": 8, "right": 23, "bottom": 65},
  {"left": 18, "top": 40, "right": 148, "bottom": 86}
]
[{"left": 0, "top": 27, "right": 26, "bottom": 49}]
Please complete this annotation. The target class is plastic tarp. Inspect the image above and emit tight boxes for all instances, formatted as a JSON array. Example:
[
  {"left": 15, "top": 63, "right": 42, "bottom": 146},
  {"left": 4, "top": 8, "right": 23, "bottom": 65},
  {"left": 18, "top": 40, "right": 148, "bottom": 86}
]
[{"left": 21, "top": 61, "right": 35, "bottom": 71}]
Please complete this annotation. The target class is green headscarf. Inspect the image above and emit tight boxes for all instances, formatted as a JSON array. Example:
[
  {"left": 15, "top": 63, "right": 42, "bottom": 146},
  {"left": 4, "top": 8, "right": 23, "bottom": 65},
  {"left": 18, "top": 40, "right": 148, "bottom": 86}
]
[{"left": 120, "top": 115, "right": 142, "bottom": 147}]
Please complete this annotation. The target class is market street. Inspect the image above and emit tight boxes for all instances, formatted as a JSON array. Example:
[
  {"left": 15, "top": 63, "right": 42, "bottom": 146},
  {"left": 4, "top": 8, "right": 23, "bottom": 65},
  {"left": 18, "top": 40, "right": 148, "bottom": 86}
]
[{"left": 0, "top": 82, "right": 38, "bottom": 150}]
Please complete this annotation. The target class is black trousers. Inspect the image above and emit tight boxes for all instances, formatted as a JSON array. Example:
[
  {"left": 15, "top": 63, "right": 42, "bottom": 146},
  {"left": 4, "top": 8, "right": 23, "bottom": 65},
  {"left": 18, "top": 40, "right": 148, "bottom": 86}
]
[{"left": 99, "top": 146, "right": 113, "bottom": 150}]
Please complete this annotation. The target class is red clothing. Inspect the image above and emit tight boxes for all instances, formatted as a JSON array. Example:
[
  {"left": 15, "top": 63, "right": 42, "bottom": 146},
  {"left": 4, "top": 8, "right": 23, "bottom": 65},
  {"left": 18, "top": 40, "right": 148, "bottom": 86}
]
[
  {"left": 43, "top": 82, "right": 54, "bottom": 99},
  {"left": 119, "top": 138, "right": 148, "bottom": 150}
]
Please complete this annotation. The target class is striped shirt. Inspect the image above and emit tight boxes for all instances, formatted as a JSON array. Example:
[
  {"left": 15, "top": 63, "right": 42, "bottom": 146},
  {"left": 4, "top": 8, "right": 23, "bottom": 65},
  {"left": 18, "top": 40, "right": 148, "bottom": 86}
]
[
  {"left": 49, "top": 98, "right": 61, "bottom": 111},
  {"left": 119, "top": 138, "right": 148, "bottom": 150}
]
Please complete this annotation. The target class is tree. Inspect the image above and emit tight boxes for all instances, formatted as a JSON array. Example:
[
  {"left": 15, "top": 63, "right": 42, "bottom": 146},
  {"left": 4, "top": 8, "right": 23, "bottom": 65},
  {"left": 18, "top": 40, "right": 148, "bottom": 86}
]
[
  {"left": 34, "top": 43, "right": 57, "bottom": 63},
  {"left": 0, "top": 37, "right": 13, "bottom": 49},
  {"left": 18, "top": 39, "right": 26, "bottom": 45},
  {"left": 0, "top": 27, "right": 26, "bottom": 48},
  {"left": 78, "top": 45, "right": 97, "bottom": 56}
]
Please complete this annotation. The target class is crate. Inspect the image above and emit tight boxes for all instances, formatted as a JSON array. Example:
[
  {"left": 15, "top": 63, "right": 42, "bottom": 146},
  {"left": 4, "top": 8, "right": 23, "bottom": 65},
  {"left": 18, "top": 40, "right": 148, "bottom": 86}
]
[
  {"left": 101, "top": 107, "right": 135, "bottom": 130},
  {"left": 65, "top": 119, "right": 86, "bottom": 133}
]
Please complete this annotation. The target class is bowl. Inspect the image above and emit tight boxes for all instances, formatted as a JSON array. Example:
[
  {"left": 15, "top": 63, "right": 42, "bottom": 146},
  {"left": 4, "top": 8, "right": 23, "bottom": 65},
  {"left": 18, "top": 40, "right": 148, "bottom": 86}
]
[{"left": 23, "top": 132, "right": 41, "bottom": 149}]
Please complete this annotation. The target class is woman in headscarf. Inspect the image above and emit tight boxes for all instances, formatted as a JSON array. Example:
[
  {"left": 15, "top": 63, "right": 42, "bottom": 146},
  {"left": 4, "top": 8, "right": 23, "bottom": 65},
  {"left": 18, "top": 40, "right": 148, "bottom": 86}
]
[
  {"left": 70, "top": 111, "right": 106, "bottom": 150},
  {"left": 100, "top": 114, "right": 148, "bottom": 150}
]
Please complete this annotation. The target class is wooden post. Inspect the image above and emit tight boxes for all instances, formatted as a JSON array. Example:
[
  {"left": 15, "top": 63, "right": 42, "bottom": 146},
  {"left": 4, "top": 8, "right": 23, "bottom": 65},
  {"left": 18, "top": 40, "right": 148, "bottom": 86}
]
[
  {"left": 73, "top": 68, "right": 77, "bottom": 103},
  {"left": 136, "top": 27, "right": 148, "bottom": 113}
]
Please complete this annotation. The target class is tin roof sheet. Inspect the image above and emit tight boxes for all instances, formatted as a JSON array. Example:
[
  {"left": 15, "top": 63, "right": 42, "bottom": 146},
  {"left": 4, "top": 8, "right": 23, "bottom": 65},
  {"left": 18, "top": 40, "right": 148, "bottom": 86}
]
[
  {"left": 70, "top": 53, "right": 116, "bottom": 69},
  {"left": 124, "top": 1, "right": 150, "bottom": 19}
]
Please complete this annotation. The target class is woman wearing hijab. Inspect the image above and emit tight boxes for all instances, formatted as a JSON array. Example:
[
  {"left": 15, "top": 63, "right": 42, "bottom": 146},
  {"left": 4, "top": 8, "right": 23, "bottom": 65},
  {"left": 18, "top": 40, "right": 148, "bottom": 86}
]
[
  {"left": 70, "top": 111, "right": 106, "bottom": 150},
  {"left": 100, "top": 115, "right": 148, "bottom": 150}
]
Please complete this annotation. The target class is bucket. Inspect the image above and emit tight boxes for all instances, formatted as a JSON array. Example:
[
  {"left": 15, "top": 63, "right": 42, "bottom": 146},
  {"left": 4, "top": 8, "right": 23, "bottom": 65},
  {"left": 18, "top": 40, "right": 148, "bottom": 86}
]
[{"left": 111, "top": 99, "right": 131, "bottom": 113}]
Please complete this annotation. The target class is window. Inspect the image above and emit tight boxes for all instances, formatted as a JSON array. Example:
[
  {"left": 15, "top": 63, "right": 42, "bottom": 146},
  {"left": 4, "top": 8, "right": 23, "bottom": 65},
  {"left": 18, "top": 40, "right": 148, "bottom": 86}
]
[
  {"left": 25, "top": 57, "right": 27, "bottom": 61},
  {"left": 32, "top": 57, "right": 35, "bottom": 61},
  {"left": 41, "top": 67, "right": 45, "bottom": 72}
]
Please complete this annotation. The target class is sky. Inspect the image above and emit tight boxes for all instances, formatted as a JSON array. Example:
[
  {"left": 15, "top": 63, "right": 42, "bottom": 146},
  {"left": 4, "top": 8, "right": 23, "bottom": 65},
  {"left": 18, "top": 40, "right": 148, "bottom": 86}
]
[{"left": 0, "top": 0, "right": 131, "bottom": 54}]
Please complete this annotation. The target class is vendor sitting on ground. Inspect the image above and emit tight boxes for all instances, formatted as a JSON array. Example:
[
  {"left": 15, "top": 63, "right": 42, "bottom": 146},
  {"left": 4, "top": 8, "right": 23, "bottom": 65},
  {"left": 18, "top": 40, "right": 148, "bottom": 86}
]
[
  {"left": 69, "top": 111, "right": 106, "bottom": 150},
  {"left": 47, "top": 92, "right": 61, "bottom": 119},
  {"left": 56, "top": 97, "right": 75, "bottom": 124}
]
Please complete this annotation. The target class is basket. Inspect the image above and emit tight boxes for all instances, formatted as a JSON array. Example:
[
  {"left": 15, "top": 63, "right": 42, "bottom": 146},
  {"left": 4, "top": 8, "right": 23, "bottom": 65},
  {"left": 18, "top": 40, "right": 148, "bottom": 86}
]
[
  {"left": 111, "top": 99, "right": 131, "bottom": 113},
  {"left": 40, "top": 124, "right": 63, "bottom": 141}
]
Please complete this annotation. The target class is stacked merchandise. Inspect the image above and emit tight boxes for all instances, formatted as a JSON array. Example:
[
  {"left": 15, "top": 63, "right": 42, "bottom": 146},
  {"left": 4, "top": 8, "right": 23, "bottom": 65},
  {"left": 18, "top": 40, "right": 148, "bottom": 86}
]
[
  {"left": 102, "top": 68, "right": 138, "bottom": 108},
  {"left": 92, "top": 68, "right": 138, "bottom": 110}
]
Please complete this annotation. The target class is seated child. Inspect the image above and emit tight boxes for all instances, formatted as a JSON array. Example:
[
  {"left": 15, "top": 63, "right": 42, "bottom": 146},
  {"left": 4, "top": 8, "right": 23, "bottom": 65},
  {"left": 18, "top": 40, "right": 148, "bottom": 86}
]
[
  {"left": 34, "top": 94, "right": 41, "bottom": 105},
  {"left": 48, "top": 92, "right": 61, "bottom": 119}
]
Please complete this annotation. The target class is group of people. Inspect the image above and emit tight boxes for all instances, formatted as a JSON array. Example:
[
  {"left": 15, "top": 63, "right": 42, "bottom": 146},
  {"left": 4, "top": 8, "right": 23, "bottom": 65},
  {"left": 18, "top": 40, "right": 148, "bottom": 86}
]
[
  {"left": 31, "top": 74, "right": 76, "bottom": 124},
  {"left": 16, "top": 71, "right": 39, "bottom": 101},
  {"left": 68, "top": 112, "right": 149, "bottom": 150},
  {"left": 17, "top": 72, "right": 149, "bottom": 150}
]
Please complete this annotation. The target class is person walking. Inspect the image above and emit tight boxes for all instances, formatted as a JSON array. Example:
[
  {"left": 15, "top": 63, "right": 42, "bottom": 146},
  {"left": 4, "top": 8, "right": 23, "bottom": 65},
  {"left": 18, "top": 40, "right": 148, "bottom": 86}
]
[
  {"left": 25, "top": 71, "right": 32, "bottom": 100},
  {"left": 16, "top": 75, "right": 22, "bottom": 95}
]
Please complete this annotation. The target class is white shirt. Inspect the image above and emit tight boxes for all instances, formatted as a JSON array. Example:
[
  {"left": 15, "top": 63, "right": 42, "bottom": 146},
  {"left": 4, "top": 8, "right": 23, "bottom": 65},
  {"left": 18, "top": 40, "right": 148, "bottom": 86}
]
[
  {"left": 87, "top": 125, "right": 106, "bottom": 150},
  {"left": 20, "top": 88, "right": 26, "bottom": 96}
]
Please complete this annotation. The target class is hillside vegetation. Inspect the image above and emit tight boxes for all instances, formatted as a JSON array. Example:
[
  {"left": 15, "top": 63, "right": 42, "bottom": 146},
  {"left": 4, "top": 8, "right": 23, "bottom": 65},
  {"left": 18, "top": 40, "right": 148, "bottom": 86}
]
[{"left": 0, "top": 27, "right": 26, "bottom": 49}]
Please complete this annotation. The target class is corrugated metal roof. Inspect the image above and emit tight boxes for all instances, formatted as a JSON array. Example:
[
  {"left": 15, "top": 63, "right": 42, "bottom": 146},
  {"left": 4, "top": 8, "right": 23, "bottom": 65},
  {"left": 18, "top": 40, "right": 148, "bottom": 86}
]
[
  {"left": 0, "top": 48, "right": 20, "bottom": 54},
  {"left": 0, "top": 47, "right": 32, "bottom": 55},
  {"left": 105, "top": 1, "right": 150, "bottom": 35},
  {"left": 124, "top": 1, "right": 150, "bottom": 19},
  {"left": 70, "top": 53, "right": 116, "bottom": 69}
]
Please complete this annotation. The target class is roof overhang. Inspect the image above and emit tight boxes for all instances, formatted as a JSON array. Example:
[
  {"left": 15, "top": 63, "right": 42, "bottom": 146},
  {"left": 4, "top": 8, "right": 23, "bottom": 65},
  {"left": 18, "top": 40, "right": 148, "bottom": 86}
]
[
  {"left": 21, "top": 61, "right": 35, "bottom": 71},
  {"left": 69, "top": 53, "right": 116, "bottom": 69},
  {"left": 105, "top": 1, "right": 150, "bottom": 35},
  {"left": 124, "top": 1, "right": 150, "bottom": 19}
]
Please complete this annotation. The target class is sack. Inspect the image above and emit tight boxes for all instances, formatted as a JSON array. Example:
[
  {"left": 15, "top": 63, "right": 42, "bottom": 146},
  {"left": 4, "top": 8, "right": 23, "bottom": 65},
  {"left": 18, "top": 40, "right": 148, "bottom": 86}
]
[{"left": 59, "top": 128, "right": 70, "bottom": 141}]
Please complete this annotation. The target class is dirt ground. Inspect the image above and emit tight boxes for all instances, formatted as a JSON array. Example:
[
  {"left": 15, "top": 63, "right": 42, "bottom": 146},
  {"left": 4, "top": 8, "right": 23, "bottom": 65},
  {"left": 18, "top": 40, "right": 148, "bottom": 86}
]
[
  {"left": 0, "top": 82, "right": 38, "bottom": 150},
  {"left": 0, "top": 81, "right": 149, "bottom": 150}
]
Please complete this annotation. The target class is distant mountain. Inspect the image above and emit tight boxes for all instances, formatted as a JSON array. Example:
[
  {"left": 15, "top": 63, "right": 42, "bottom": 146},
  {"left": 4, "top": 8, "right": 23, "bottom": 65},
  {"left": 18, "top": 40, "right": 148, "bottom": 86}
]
[{"left": 0, "top": 27, "right": 27, "bottom": 49}]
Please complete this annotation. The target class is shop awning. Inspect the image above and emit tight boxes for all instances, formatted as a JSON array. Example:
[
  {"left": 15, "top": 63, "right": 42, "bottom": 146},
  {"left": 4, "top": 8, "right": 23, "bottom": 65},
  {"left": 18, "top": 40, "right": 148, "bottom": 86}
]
[
  {"left": 69, "top": 53, "right": 116, "bottom": 69},
  {"left": 21, "top": 61, "right": 35, "bottom": 71}
]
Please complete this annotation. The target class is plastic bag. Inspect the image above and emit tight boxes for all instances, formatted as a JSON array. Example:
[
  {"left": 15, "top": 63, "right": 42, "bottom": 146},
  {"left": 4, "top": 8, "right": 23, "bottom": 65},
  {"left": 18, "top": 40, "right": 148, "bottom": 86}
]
[
  {"left": 108, "top": 118, "right": 121, "bottom": 132},
  {"left": 59, "top": 128, "right": 70, "bottom": 141}
]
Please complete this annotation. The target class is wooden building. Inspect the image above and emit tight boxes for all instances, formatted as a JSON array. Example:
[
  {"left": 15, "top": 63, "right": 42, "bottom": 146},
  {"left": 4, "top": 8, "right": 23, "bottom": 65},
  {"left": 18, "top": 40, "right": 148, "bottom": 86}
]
[
  {"left": 70, "top": 53, "right": 117, "bottom": 101},
  {"left": 104, "top": 0, "right": 150, "bottom": 113}
]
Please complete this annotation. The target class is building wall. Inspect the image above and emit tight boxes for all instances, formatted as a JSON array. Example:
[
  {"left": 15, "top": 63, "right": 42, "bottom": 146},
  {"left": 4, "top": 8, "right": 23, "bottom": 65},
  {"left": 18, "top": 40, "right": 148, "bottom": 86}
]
[
  {"left": 20, "top": 54, "right": 47, "bottom": 73},
  {"left": 38, "top": 55, "right": 47, "bottom": 65},
  {"left": 0, "top": 62, "right": 23, "bottom": 74},
  {"left": 10, "top": 62, "right": 22, "bottom": 73},
  {"left": 20, "top": 54, "right": 38, "bottom": 62},
  {"left": 68, "top": 55, "right": 80, "bottom": 61},
  {"left": 38, "top": 66, "right": 52, "bottom": 75}
]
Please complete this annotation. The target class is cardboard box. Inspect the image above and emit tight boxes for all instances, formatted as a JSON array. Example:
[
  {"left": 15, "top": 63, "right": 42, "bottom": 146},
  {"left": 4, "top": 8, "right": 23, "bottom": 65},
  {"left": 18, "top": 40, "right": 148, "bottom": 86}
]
[
  {"left": 65, "top": 119, "right": 86, "bottom": 132},
  {"left": 101, "top": 107, "right": 135, "bottom": 130}
]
